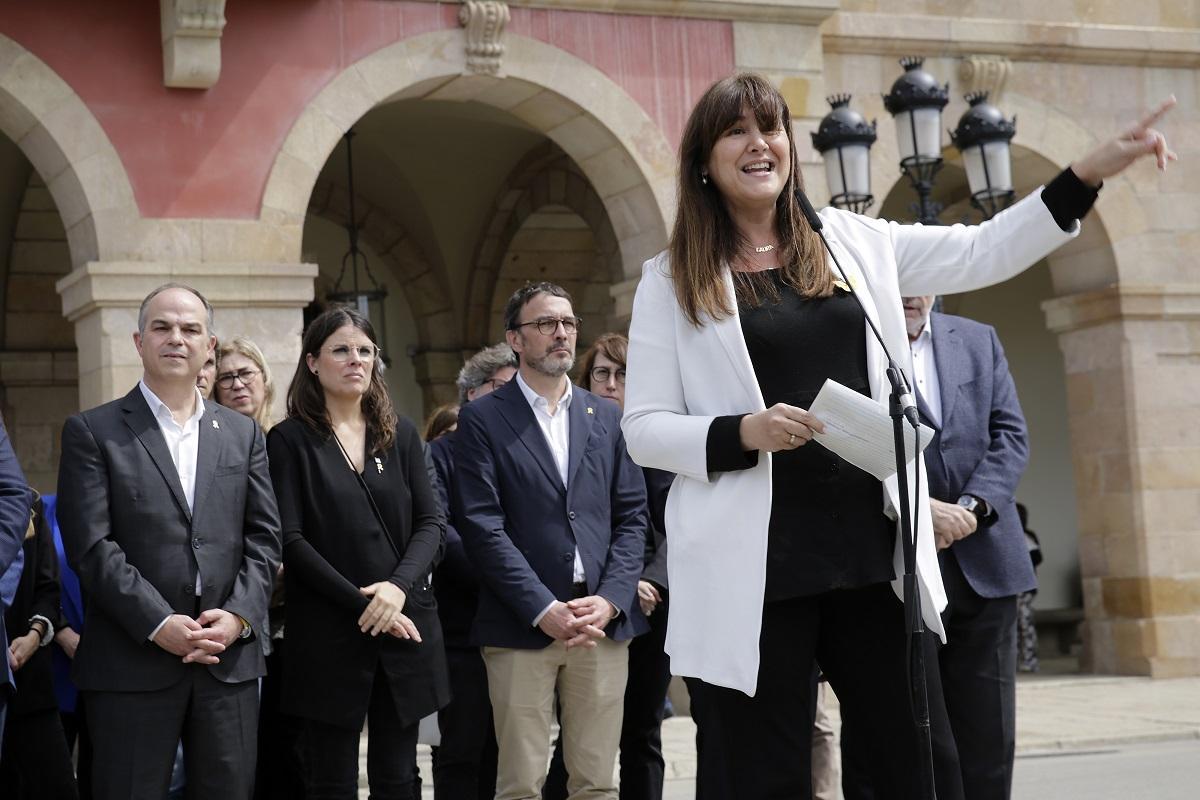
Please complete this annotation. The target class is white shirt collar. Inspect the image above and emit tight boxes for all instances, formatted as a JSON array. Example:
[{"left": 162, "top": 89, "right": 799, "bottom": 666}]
[
  {"left": 912, "top": 314, "right": 933, "bottom": 346},
  {"left": 514, "top": 370, "right": 573, "bottom": 412},
  {"left": 138, "top": 380, "right": 205, "bottom": 427}
]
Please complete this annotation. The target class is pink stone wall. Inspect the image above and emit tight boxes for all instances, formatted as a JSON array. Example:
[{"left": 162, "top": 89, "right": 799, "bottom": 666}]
[{"left": 1, "top": 0, "right": 733, "bottom": 220}]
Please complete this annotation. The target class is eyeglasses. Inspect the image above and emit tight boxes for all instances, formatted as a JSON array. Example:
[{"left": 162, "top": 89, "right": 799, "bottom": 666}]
[
  {"left": 216, "top": 368, "right": 261, "bottom": 389},
  {"left": 590, "top": 367, "right": 626, "bottom": 385},
  {"left": 513, "top": 317, "right": 581, "bottom": 336},
  {"left": 482, "top": 377, "right": 509, "bottom": 392},
  {"left": 325, "top": 344, "right": 379, "bottom": 362}
]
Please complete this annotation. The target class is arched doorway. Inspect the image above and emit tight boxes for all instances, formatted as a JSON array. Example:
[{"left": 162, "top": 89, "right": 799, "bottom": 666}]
[{"left": 268, "top": 31, "right": 673, "bottom": 421}]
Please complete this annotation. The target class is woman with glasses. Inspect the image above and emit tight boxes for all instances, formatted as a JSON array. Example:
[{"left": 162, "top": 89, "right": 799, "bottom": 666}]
[
  {"left": 267, "top": 307, "right": 449, "bottom": 799},
  {"left": 212, "top": 338, "right": 296, "bottom": 800},
  {"left": 215, "top": 338, "right": 276, "bottom": 433},
  {"left": 621, "top": 73, "right": 1174, "bottom": 798}
]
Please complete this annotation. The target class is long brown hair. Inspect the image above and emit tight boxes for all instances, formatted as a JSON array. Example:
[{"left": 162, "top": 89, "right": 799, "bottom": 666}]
[
  {"left": 286, "top": 306, "right": 396, "bottom": 454},
  {"left": 670, "top": 72, "right": 831, "bottom": 326}
]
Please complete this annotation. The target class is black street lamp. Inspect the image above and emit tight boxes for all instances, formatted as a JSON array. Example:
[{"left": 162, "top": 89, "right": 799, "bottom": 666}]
[
  {"left": 812, "top": 94, "right": 878, "bottom": 214},
  {"left": 883, "top": 56, "right": 950, "bottom": 224},
  {"left": 328, "top": 129, "right": 390, "bottom": 364},
  {"left": 951, "top": 91, "right": 1017, "bottom": 220}
]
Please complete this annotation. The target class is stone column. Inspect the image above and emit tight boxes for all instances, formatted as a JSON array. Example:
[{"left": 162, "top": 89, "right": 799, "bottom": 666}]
[
  {"left": 57, "top": 261, "right": 317, "bottom": 416},
  {"left": 1044, "top": 286, "right": 1200, "bottom": 677}
]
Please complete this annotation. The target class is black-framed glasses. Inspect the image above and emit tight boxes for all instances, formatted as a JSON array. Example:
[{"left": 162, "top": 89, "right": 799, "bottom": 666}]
[
  {"left": 216, "top": 368, "right": 261, "bottom": 389},
  {"left": 482, "top": 377, "right": 510, "bottom": 392},
  {"left": 590, "top": 367, "right": 626, "bottom": 385},
  {"left": 513, "top": 316, "right": 581, "bottom": 336},
  {"left": 325, "top": 344, "right": 379, "bottom": 363}
]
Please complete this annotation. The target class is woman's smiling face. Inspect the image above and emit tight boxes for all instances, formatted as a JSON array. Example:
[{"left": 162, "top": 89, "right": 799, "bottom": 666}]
[{"left": 705, "top": 104, "right": 792, "bottom": 215}]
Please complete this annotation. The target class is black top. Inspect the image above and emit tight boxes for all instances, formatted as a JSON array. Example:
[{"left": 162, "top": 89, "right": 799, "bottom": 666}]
[
  {"left": 267, "top": 416, "right": 450, "bottom": 730},
  {"left": 702, "top": 166, "right": 1100, "bottom": 601},
  {"left": 742, "top": 276, "right": 894, "bottom": 600}
]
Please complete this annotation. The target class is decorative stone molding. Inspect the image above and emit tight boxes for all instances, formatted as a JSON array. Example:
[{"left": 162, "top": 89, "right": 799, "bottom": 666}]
[
  {"left": 823, "top": 12, "right": 1200, "bottom": 69},
  {"left": 499, "top": 0, "right": 838, "bottom": 24},
  {"left": 160, "top": 0, "right": 228, "bottom": 89},
  {"left": 1041, "top": 285, "right": 1200, "bottom": 334},
  {"left": 957, "top": 55, "right": 1011, "bottom": 104},
  {"left": 459, "top": 1, "right": 511, "bottom": 76}
]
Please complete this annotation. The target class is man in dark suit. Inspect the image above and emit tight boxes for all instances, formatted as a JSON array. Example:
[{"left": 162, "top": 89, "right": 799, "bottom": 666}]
[
  {"left": 905, "top": 294, "right": 1034, "bottom": 800},
  {"left": 454, "top": 282, "right": 647, "bottom": 800},
  {"left": 57, "top": 283, "right": 281, "bottom": 800},
  {"left": 429, "top": 342, "right": 516, "bottom": 800},
  {"left": 0, "top": 419, "right": 32, "bottom": 752}
]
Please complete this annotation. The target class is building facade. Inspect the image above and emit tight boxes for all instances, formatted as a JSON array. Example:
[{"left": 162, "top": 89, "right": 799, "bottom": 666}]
[{"left": 0, "top": 0, "right": 1197, "bottom": 676}]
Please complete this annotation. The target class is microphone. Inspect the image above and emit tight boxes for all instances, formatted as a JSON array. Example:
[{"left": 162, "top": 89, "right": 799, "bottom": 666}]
[{"left": 795, "top": 187, "right": 920, "bottom": 429}]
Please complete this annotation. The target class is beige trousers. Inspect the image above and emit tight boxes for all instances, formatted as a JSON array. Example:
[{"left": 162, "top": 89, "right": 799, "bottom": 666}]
[{"left": 483, "top": 638, "right": 630, "bottom": 800}]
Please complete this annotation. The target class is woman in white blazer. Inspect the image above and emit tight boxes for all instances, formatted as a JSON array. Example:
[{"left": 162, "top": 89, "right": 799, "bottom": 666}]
[{"left": 621, "top": 73, "right": 1174, "bottom": 798}]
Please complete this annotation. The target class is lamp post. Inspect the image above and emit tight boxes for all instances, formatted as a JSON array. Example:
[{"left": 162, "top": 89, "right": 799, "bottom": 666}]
[
  {"left": 328, "top": 129, "right": 390, "bottom": 363},
  {"left": 951, "top": 91, "right": 1017, "bottom": 220},
  {"left": 883, "top": 56, "right": 950, "bottom": 224},
  {"left": 811, "top": 94, "right": 878, "bottom": 214}
]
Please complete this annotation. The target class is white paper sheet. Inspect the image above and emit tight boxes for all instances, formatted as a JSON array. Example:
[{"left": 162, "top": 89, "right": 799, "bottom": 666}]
[{"left": 807, "top": 378, "right": 933, "bottom": 481}]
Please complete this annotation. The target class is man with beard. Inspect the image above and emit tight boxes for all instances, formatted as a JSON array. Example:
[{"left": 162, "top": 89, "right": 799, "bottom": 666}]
[{"left": 454, "top": 282, "right": 647, "bottom": 800}]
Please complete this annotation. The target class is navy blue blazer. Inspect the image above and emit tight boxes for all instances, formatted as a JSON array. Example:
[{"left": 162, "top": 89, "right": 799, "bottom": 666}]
[
  {"left": 453, "top": 379, "right": 648, "bottom": 649},
  {"left": 429, "top": 431, "right": 480, "bottom": 649},
  {"left": 919, "top": 312, "right": 1036, "bottom": 598}
]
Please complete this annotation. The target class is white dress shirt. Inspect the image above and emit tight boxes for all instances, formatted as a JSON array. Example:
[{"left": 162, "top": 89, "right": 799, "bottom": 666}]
[
  {"left": 909, "top": 317, "right": 942, "bottom": 428},
  {"left": 140, "top": 380, "right": 205, "bottom": 640},
  {"left": 515, "top": 371, "right": 587, "bottom": 626}
]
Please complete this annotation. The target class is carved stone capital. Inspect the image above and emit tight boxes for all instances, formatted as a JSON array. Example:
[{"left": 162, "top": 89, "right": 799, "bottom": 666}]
[
  {"left": 459, "top": 1, "right": 511, "bottom": 76},
  {"left": 957, "top": 55, "right": 1012, "bottom": 103},
  {"left": 161, "top": 0, "right": 228, "bottom": 89}
]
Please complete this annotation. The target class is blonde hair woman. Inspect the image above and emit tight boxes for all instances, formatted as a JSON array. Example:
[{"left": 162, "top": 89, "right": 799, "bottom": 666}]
[{"left": 215, "top": 337, "right": 276, "bottom": 431}]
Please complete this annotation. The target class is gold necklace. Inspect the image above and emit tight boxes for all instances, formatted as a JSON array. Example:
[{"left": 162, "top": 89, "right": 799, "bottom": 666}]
[{"left": 754, "top": 244, "right": 775, "bottom": 253}]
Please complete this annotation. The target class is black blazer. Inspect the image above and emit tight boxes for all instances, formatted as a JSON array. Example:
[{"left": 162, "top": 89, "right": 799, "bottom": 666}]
[
  {"left": 57, "top": 387, "right": 281, "bottom": 691},
  {"left": 3, "top": 497, "right": 60, "bottom": 717},
  {"left": 267, "top": 416, "right": 450, "bottom": 730},
  {"left": 453, "top": 380, "right": 648, "bottom": 649}
]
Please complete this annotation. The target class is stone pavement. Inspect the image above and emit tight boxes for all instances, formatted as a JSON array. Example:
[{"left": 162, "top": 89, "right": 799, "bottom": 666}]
[{"left": 397, "top": 671, "right": 1200, "bottom": 797}]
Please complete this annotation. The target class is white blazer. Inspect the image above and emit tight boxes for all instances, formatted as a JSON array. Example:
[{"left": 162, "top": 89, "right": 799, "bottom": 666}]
[{"left": 621, "top": 189, "right": 1078, "bottom": 696}]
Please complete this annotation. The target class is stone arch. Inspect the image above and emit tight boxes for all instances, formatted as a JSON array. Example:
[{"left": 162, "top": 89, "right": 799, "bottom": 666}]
[
  {"left": 0, "top": 33, "right": 138, "bottom": 268},
  {"left": 464, "top": 141, "right": 622, "bottom": 347},
  {"left": 261, "top": 30, "right": 673, "bottom": 285}
]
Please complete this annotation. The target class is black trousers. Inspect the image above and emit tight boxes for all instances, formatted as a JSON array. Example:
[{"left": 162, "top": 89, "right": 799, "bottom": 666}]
[
  {"left": 432, "top": 646, "right": 498, "bottom": 800},
  {"left": 543, "top": 598, "right": 673, "bottom": 800},
  {"left": 61, "top": 704, "right": 94, "bottom": 800},
  {"left": 255, "top": 647, "right": 306, "bottom": 800},
  {"left": 1, "top": 707, "right": 80, "bottom": 799},
  {"left": 301, "top": 666, "right": 418, "bottom": 800},
  {"left": 937, "top": 550, "right": 1019, "bottom": 800},
  {"left": 695, "top": 583, "right": 963, "bottom": 800},
  {"left": 86, "top": 667, "right": 258, "bottom": 800}
]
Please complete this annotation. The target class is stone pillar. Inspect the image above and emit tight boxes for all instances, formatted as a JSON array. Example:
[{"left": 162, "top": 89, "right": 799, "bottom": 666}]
[
  {"left": 411, "top": 349, "right": 465, "bottom": 412},
  {"left": 57, "top": 261, "right": 317, "bottom": 416},
  {"left": 1044, "top": 286, "right": 1200, "bottom": 677}
]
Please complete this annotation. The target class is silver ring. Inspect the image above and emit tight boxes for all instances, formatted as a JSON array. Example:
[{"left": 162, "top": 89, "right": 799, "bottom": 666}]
[{"left": 788, "top": 433, "right": 797, "bottom": 446}]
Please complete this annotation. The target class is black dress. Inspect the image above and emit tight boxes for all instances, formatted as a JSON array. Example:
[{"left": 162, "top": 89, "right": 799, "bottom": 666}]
[{"left": 267, "top": 416, "right": 450, "bottom": 732}]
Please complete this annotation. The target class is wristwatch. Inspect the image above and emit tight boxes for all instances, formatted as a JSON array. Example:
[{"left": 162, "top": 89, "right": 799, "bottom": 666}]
[
  {"left": 957, "top": 495, "right": 984, "bottom": 519},
  {"left": 237, "top": 616, "right": 253, "bottom": 640}
]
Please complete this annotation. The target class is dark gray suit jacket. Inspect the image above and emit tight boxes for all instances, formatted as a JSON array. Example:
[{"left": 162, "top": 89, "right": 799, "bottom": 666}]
[
  {"left": 920, "top": 312, "right": 1036, "bottom": 598},
  {"left": 57, "top": 386, "right": 281, "bottom": 691}
]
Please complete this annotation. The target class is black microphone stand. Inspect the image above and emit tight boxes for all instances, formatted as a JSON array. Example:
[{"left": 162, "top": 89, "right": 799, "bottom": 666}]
[{"left": 795, "top": 189, "right": 937, "bottom": 800}]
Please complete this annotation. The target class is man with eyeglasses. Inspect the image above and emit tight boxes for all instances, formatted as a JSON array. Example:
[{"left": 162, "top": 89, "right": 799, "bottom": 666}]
[
  {"left": 454, "top": 282, "right": 647, "bottom": 800},
  {"left": 427, "top": 342, "right": 517, "bottom": 800}
]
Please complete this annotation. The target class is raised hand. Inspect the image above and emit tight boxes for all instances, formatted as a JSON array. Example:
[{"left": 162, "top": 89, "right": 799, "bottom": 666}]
[{"left": 1072, "top": 97, "right": 1177, "bottom": 186}]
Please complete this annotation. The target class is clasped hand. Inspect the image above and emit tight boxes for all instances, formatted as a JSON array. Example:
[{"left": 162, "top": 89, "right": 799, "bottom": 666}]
[
  {"left": 929, "top": 498, "right": 978, "bottom": 550},
  {"left": 359, "top": 581, "right": 422, "bottom": 642},
  {"left": 152, "top": 609, "right": 242, "bottom": 664},
  {"left": 538, "top": 595, "right": 617, "bottom": 649}
]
